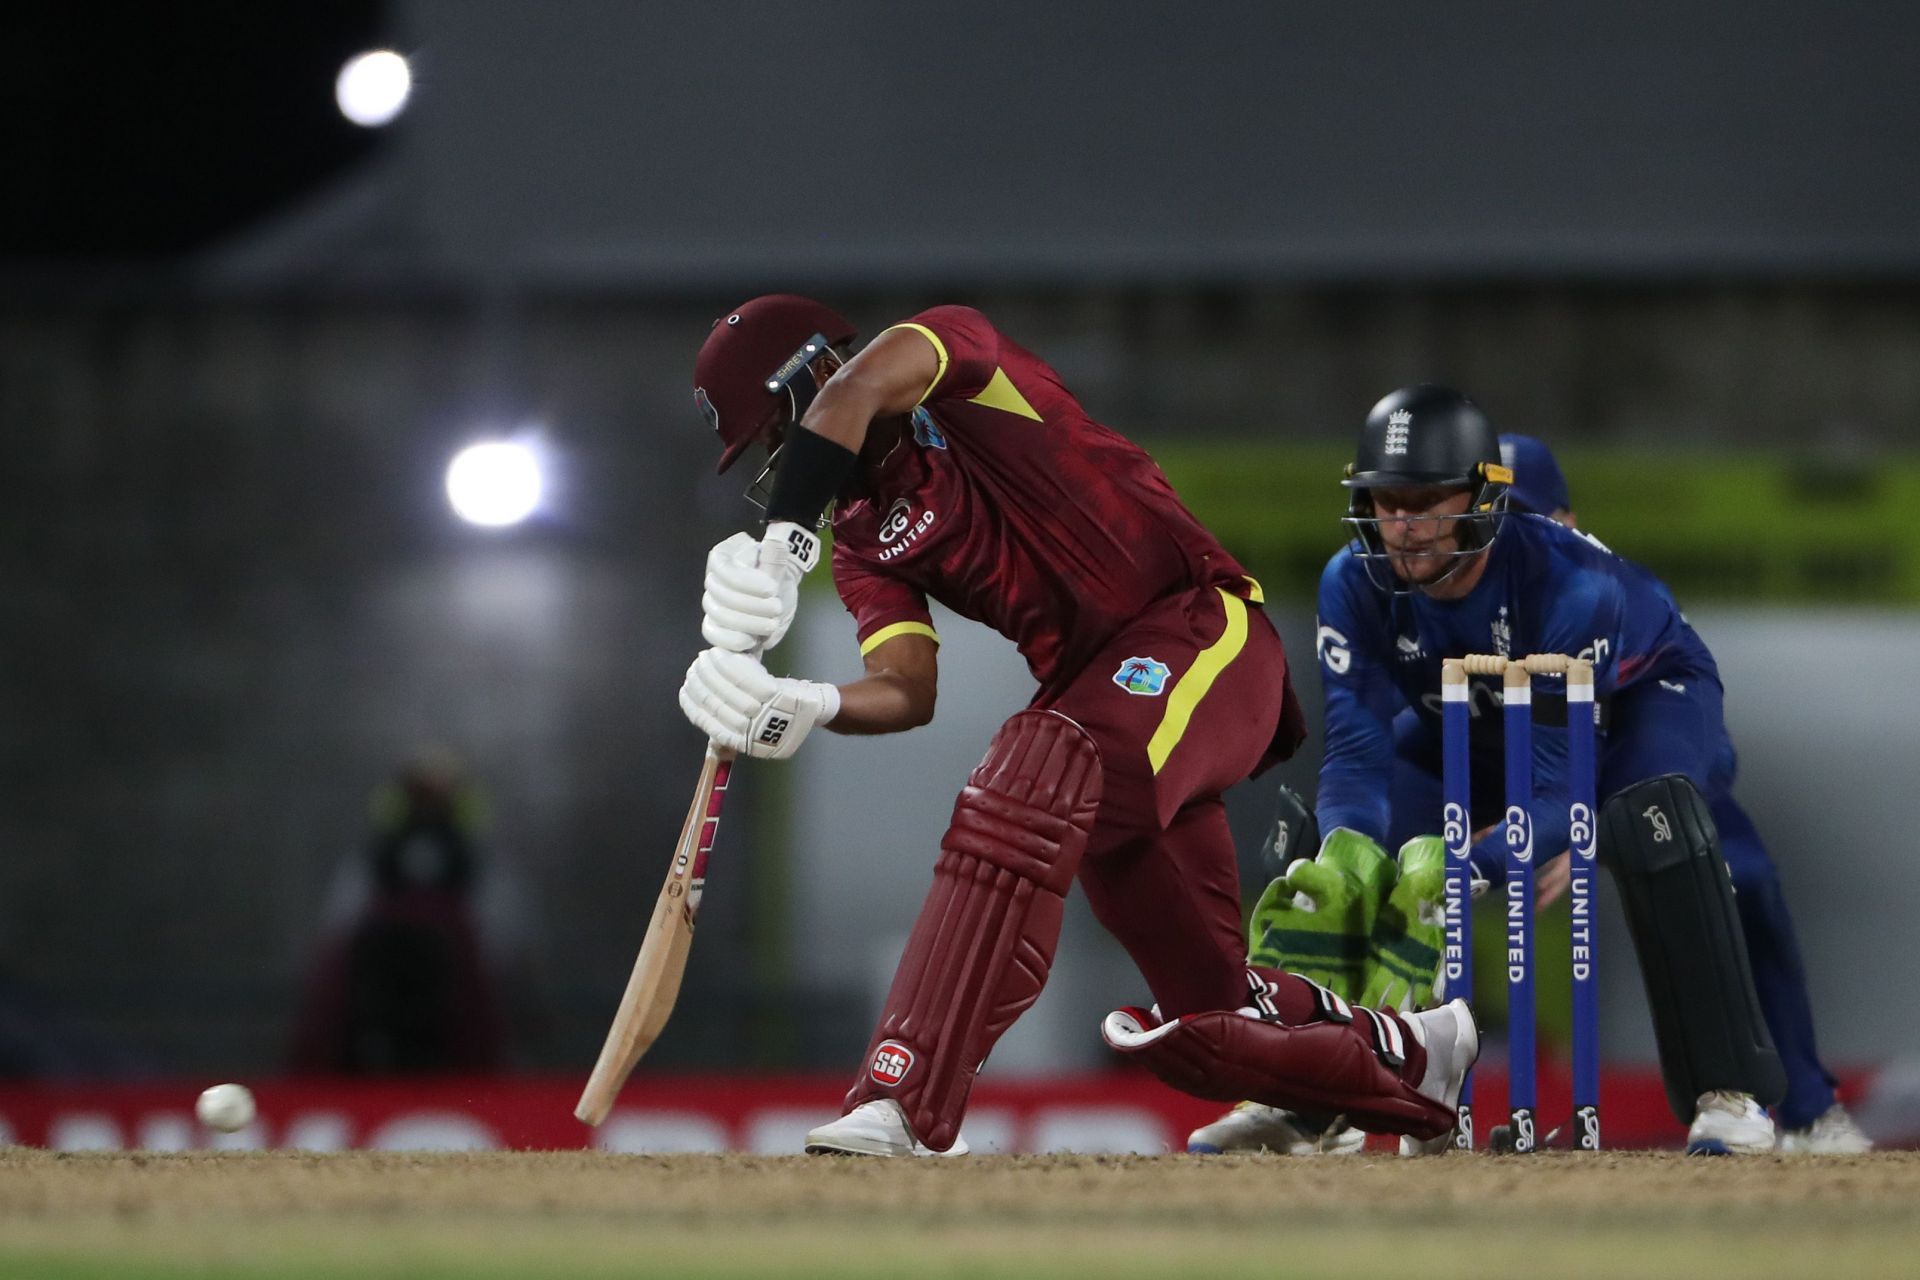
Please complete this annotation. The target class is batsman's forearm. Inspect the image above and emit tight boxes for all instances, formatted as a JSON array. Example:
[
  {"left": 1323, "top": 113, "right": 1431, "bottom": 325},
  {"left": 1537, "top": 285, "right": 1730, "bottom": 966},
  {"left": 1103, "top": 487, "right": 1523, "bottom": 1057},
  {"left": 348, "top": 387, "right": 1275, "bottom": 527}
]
[{"left": 827, "top": 671, "right": 936, "bottom": 734}]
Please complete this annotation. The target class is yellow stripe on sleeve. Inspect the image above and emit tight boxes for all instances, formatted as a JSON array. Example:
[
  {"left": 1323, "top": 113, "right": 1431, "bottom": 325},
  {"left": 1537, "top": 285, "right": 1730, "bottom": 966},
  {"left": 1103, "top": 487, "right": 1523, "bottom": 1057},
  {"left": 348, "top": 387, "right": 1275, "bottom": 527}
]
[
  {"left": 882, "top": 323, "right": 950, "bottom": 405},
  {"left": 859, "top": 620, "right": 941, "bottom": 656},
  {"left": 1146, "top": 589, "right": 1249, "bottom": 775}
]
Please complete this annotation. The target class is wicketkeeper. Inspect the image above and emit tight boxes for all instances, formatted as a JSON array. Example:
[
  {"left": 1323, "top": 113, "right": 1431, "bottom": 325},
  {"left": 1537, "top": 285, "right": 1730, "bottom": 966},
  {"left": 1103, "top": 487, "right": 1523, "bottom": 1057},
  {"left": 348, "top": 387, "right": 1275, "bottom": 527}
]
[
  {"left": 1193, "top": 388, "right": 1861, "bottom": 1156},
  {"left": 678, "top": 296, "right": 1479, "bottom": 1155}
]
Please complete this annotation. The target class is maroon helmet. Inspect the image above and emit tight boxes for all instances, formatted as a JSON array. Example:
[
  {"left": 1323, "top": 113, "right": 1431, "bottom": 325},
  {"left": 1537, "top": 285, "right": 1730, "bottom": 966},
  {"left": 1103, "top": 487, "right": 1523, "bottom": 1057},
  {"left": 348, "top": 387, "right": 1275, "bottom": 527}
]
[{"left": 694, "top": 294, "right": 858, "bottom": 475}]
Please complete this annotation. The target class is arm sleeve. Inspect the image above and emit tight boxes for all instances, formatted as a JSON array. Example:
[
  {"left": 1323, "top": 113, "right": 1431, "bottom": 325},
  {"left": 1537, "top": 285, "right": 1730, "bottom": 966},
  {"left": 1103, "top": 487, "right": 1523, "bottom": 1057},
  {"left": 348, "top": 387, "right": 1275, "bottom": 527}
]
[
  {"left": 1313, "top": 558, "right": 1402, "bottom": 843},
  {"left": 832, "top": 542, "right": 939, "bottom": 656},
  {"left": 881, "top": 306, "right": 1002, "bottom": 406}
]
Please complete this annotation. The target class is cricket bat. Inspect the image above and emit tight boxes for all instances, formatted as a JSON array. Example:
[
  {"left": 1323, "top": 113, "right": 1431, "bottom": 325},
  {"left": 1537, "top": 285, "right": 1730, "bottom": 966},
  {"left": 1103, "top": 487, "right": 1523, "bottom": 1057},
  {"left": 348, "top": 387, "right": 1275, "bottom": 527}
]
[{"left": 575, "top": 745, "right": 735, "bottom": 1126}]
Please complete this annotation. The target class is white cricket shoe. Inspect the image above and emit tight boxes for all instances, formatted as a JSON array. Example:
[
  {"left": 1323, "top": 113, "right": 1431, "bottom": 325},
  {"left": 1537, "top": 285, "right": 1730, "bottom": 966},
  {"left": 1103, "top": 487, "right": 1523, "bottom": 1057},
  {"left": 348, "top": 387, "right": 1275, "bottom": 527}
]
[
  {"left": 803, "top": 1099, "right": 970, "bottom": 1158},
  {"left": 1398, "top": 998, "right": 1479, "bottom": 1156},
  {"left": 1686, "top": 1090, "right": 1777, "bottom": 1155},
  {"left": 1778, "top": 1103, "right": 1873, "bottom": 1154},
  {"left": 1186, "top": 1102, "right": 1365, "bottom": 1155}
]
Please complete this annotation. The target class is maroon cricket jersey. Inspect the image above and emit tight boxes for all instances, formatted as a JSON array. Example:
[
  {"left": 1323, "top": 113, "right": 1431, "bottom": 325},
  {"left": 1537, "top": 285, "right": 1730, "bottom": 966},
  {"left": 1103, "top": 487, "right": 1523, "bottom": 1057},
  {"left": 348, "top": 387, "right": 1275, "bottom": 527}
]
[{"left": 831, "top": 305, "right": 1261, "bottom": 687}]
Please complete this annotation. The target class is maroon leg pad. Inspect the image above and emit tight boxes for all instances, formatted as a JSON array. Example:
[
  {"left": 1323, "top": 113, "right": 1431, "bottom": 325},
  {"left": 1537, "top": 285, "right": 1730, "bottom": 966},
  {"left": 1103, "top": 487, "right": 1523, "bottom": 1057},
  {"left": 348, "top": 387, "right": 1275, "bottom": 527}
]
[
  {"left": 1102, "top": 975, "right": 1456, "bottom": 1140},
  {"left": 843, "top": 710, "right": 1102, "bottom": 1151}
]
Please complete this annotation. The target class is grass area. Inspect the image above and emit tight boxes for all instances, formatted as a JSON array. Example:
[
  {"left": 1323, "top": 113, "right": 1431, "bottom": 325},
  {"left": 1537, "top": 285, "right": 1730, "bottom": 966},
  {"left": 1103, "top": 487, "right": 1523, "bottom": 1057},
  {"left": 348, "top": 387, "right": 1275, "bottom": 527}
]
[{"left": 9, "top": 1217, "right": 1920, "bottom": 1280}]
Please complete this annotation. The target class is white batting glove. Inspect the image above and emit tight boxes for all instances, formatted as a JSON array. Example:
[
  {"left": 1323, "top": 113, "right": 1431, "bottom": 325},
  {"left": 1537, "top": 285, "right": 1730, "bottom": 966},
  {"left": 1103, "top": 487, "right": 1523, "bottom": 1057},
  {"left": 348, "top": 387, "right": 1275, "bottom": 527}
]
[
  {"left": 699, "top": 523, "right": 821, "bottom": 654},
  {"left": 678, "top": 648, "right": 840, "bottom": 760},
  {"left": 702, "top": 533, "right": 777, "bottom": 652}
]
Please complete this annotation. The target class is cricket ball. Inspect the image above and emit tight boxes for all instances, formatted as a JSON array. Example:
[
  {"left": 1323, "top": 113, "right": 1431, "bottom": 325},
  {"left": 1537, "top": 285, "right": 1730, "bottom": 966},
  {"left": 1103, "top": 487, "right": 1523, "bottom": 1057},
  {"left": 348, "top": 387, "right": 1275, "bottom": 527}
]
[{"left": 195, "top": 1083, "right": 256, "bottom": 1133}]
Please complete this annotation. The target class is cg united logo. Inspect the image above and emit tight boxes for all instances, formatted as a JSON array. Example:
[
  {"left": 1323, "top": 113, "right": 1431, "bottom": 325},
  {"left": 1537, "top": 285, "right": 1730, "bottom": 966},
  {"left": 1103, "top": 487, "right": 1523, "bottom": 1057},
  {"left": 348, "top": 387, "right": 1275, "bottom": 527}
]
[
  {"left": 1505, "top": 804, "right": 1533, "bottom": 864},
  {"left": 879, "top": 499, "right": 913, "bottom": 542},
  {"left": 1316, "top": 623, "right": 1351, "bottom": 675},
  {"left": 1568, "top": 801, "right": 1595, "bottom": 858},
  {"left": 1442, "top": 802, "right": 1469, "bottom": 985},
  {"left": 876, "top": 501, "right": 937, "bottom": 561},
  {"left": 870, "top": 1040, "right": 915, "bottom": 1087}
]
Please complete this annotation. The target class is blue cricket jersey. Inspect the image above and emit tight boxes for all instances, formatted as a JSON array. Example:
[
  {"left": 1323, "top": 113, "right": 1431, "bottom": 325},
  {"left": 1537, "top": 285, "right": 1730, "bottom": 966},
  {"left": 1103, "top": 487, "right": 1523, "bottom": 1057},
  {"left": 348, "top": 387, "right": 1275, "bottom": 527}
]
[{"left": 1314, "top": 513, "right": 1720, "bottom": 862}]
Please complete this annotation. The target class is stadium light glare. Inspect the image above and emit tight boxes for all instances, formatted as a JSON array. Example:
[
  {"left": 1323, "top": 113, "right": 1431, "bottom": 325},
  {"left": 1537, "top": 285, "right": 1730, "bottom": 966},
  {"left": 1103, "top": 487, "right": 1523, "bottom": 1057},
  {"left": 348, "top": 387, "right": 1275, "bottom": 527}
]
[
  {"left": 336, "top": 50, "right": 412, "bottom": 127},
  {"left": 446, "top": 440, "right": 544, "bottom": 528}
]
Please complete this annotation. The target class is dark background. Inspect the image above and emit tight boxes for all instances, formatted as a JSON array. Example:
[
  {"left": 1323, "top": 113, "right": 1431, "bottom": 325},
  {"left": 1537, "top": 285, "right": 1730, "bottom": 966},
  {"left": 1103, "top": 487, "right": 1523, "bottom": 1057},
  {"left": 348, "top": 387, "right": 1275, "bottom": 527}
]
[{"left": 1, "top": 2, "right": 1914, "bottom": 1080}]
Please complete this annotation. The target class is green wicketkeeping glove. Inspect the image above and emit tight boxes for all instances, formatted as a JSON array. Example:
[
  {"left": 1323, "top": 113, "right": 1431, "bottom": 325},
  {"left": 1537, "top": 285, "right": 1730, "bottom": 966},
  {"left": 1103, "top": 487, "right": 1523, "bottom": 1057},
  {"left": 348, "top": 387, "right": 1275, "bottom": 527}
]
[
  {"left": 1246, "top": 827, "right": 1396, "bottom": 1002},
  {"left": 1360, "top": 835, "right": 1447, "bottom": 1011}
]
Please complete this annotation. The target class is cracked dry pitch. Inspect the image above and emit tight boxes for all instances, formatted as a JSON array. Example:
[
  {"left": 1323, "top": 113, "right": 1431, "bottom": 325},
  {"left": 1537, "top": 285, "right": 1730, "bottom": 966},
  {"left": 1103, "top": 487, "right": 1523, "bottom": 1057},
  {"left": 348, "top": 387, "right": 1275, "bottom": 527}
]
[{"left": 2, "top": 1149, "right": 1918, "bottom": 1279}]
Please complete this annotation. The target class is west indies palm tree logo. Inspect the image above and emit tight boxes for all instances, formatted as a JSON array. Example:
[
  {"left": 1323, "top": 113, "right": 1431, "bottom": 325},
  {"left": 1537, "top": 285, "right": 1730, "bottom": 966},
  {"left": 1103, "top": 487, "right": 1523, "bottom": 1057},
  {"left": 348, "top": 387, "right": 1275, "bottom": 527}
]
[
  {"left": 911, "top": 406, "right": 948, "bottom": 450},
  {"left": 1112, "top": 656, "right": 1171, "bottom": 696}
]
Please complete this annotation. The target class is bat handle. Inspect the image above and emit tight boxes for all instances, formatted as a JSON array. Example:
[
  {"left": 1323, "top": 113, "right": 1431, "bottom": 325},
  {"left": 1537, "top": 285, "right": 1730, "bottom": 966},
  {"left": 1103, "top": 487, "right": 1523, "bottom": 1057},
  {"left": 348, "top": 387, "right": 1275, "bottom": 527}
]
[{"left": 686, "top": 746, "right": 737, "bottom": 915}]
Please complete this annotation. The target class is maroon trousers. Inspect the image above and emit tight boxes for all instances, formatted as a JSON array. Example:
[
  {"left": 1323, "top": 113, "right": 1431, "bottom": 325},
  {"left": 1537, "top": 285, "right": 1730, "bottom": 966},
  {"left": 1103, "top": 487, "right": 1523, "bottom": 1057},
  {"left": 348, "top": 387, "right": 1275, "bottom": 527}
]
[
  {"left": 1042, "top": 586, "right": 1297, "bottom": 1019},
  {"left": 843, "top": 587, "right": 1445, "bottom": 1148}
]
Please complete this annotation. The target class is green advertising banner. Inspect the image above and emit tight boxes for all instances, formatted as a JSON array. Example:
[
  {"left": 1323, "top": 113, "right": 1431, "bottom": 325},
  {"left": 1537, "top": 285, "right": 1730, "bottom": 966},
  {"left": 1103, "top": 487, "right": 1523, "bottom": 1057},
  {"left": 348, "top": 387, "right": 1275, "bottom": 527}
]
[{"left": 1147, "top": 443, "right": 1920, "bottom": 604}]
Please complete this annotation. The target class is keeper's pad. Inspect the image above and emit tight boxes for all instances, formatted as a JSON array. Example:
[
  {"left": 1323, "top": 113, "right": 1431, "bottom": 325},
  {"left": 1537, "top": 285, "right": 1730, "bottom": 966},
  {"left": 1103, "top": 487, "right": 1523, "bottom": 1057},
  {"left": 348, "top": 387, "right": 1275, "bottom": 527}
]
[
  {"left": 1100, "top": 986, "right": 1456, "bottom": 1140},
  {"left": 843, "top": 710, "right": 1102, "bottom": 1152},
  {"left": 1600, "top": 773, "right": 1787, "bottom": 1120}
]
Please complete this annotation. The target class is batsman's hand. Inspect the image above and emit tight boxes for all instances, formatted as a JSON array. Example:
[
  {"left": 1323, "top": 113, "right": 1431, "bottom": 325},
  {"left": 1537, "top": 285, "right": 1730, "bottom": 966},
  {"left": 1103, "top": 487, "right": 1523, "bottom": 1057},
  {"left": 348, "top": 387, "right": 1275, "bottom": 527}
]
[
  {"left": 699, "top": 523, "right": 823, "bottom": 654},
  {"left": 1246, "top": 827, "right": 1395, "bottom": 1002},
  {"left": 701, "top": 523, "right": 822, "bottom": 653},
  {"left": 702, "top": 533, "right": 777, "bottom": 651},
  {"left": 679, "top": 648, "right": 839, "bottom": 760}
]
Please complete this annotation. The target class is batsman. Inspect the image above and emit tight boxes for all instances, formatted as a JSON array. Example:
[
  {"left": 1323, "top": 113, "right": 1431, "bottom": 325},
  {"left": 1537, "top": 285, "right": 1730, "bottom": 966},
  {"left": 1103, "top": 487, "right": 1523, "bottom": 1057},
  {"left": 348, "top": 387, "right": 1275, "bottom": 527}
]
[
  {"left": 678, "top": 297, "right": 1478, "bottom": 1155},
  {"left": 1194, "top": 386, "right": 1854, "bottom": 1156}
]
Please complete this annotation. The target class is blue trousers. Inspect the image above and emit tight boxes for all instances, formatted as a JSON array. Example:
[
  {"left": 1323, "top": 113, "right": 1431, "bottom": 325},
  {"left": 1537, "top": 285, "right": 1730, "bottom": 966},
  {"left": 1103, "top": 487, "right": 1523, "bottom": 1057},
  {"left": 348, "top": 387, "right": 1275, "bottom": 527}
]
[{"left": 1384, "top": 676, "right": 1837, "bottom": 1129}]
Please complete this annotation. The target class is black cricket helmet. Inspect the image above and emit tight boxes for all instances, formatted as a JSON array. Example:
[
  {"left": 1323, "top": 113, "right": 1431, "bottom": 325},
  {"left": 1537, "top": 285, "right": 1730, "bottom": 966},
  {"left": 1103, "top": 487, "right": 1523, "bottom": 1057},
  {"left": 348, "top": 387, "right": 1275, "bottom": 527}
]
[{"left": 1341, "top": 384, "right": 1513, "bottom": 592}]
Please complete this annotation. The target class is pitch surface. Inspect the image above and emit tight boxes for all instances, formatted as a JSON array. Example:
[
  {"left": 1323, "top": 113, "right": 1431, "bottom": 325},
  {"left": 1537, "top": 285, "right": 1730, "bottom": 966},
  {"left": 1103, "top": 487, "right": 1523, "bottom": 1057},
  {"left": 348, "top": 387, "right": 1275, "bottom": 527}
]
[{"left": 2, "top": 1149, "right": 1915, "bottom": 1278}]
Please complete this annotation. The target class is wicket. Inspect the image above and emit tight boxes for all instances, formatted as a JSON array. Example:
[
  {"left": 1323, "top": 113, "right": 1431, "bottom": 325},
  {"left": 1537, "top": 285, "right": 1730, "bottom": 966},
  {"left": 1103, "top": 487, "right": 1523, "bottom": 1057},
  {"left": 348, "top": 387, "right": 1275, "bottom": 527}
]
[{"left": 1441, "top": 653, "right": 1599, "bottom": 1152}]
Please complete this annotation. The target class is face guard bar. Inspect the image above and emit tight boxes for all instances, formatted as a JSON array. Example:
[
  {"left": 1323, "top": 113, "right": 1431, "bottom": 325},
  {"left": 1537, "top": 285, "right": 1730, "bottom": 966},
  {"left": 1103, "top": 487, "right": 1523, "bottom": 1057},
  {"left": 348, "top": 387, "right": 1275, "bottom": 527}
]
[
  {"left": 1342, "top": 461, "right": 1513, "bottom": 595},
  {"left": 742, "top": 332, "right": 836, "bottom": 527}
]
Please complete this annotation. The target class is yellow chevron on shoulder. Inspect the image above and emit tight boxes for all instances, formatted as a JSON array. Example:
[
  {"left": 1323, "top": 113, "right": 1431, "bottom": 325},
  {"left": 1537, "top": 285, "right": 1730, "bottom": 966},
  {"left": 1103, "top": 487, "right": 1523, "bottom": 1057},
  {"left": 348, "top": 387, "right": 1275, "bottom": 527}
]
[{"left": 967, "top": 367, "right": 1043, "bottom": 421}]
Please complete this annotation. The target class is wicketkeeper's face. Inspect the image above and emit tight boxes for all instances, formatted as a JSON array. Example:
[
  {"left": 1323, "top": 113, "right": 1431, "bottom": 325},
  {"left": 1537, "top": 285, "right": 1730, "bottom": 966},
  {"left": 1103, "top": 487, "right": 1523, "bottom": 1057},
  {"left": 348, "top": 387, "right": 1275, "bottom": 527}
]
[{"left": 1369, "top": 485, "right": 1476, "bottom": 584}]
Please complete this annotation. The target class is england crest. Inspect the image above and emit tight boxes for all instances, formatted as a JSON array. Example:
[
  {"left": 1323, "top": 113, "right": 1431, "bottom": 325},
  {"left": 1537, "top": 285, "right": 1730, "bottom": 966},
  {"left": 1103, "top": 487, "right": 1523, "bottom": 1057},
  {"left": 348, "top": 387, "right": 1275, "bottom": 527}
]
[{"left": 1113, "top": 656, "right": 1171, "bottom": 696}]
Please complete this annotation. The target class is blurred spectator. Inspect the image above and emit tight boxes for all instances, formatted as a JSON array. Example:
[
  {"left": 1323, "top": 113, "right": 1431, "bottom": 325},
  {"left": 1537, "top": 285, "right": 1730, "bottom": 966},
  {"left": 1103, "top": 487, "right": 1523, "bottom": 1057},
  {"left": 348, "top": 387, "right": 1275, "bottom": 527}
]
[{"left": 290, "top": 751, "right": 537, "bottom": 1073}]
